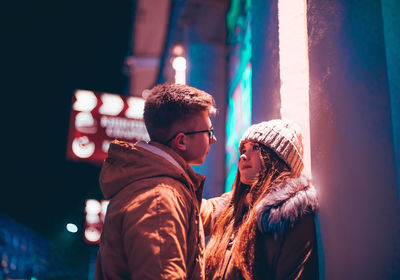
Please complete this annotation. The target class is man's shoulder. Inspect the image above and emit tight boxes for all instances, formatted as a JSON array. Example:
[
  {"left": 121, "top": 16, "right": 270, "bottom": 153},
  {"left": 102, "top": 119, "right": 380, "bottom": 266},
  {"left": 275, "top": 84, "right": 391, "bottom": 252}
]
[
  {"left": 146, "top": 176, "right": 195, "bottom": 207},
  {"left": 114, "top": 176, "right": 193, "bottom": 208},
  {"left": 135, "top": 176, "right": 190, "bottom": 192},
  {"left": 106, "top": 177, "right": 194, "bottom": 230}
]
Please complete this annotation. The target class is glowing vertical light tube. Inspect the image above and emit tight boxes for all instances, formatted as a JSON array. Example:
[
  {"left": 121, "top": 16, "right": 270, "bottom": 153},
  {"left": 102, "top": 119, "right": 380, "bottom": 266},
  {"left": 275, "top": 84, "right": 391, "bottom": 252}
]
[
  {"left": 172, "top": 56, "right": 187, "bottom": 85},
  {"left": 278, "top": 0, "right": 311, "bottom": 176}
]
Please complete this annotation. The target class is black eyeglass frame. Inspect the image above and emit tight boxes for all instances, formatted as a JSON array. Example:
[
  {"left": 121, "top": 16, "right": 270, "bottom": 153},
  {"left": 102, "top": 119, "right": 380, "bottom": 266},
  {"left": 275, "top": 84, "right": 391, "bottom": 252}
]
[{"left": 165, "top": 128, "right": 214, "bottom": 144}]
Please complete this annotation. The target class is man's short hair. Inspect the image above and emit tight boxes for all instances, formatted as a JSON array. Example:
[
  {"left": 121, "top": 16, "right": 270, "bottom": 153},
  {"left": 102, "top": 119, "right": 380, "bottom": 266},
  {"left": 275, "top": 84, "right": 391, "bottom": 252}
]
[{"left": 143, "top": 83, "right": 216, "bottom": 143}]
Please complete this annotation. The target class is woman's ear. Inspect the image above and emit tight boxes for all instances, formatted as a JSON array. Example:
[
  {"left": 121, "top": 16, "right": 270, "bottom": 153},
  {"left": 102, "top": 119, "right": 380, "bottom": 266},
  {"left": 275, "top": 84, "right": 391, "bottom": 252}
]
[{"left": 172, "top": 133, "right": 187, "bottom": 151}]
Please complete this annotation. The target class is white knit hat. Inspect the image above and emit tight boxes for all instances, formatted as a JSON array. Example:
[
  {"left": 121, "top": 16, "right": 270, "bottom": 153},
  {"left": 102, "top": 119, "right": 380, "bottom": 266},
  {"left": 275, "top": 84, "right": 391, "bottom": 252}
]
[{"left": 239, "top": 119, "right": 304, "bottom": 177}]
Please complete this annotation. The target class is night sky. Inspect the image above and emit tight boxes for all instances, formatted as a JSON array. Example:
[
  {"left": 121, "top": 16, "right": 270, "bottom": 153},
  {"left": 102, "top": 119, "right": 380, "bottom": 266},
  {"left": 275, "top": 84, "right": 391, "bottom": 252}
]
[{"left": 2, "top": 1, "right": 133, "bottom": 242}]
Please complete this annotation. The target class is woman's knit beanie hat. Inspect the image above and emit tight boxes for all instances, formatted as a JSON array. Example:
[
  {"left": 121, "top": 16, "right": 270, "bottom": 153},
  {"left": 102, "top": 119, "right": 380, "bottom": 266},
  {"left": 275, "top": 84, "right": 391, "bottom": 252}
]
[{"left": 239, "top": 119, "right": 304, "bottom": 177}]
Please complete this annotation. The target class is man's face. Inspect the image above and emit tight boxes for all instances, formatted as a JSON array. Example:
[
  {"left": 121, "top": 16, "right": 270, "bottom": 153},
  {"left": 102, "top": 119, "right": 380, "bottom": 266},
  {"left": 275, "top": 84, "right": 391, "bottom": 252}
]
[{"left": 182, "top": 110, "right": 217, "bottom": 165}]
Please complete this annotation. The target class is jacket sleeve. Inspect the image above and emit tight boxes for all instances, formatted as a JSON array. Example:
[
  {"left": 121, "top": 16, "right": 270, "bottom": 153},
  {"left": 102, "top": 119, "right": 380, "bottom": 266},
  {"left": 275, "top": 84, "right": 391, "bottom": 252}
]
[
  {"left": 200, "top": 191, "right": 232, "bottom": 236},
  {"left": 269, "top": 214, "right": 319, "bottom": 280},
  {"left": 122, "top": 183, "right": 191, "bottom": 280}
]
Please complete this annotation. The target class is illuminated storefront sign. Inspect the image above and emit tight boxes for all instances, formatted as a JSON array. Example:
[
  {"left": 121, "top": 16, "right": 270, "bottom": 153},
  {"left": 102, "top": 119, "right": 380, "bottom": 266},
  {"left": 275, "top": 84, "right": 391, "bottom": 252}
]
[{"left": 67, "top": 90, "right": 149, "bottom": 164}]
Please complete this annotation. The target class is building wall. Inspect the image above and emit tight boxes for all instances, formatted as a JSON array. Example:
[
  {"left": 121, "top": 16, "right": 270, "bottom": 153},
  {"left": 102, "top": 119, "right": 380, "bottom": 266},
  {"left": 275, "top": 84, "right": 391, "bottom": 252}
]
[
  {"left": 307, "top": 0, "right": 400, "bottom": 278},
  {"left": 250, "top": 0, "right": 400, "bottom": 278},
  {"left": 251, "top": 0, "right": 281, "bottom": 123},
  {"left": 0, "top": 214, "right": 49, "bottom": 279},
  {"left": 381, "top": 0, "right": 400, "bottom": 204}
]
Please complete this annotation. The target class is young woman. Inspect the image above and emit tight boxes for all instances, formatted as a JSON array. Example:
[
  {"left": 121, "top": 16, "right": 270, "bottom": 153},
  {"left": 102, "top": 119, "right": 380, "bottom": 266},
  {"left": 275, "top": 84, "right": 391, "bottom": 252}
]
[{"left": 205, "top": 119, "right": 319, "bottom": 280}]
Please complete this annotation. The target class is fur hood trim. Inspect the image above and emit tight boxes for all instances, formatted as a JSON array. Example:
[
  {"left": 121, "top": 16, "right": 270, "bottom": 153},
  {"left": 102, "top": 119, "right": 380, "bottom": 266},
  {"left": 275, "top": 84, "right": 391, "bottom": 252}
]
[{"left": 255, "top": 176, "right": 318, "bottom": 234}]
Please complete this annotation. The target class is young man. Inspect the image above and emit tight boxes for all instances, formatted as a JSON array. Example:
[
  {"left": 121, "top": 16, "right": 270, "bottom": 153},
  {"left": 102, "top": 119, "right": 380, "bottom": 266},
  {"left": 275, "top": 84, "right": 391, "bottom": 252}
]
[{"left": 95, "top": 83, "right": 218, "bottom": 280}]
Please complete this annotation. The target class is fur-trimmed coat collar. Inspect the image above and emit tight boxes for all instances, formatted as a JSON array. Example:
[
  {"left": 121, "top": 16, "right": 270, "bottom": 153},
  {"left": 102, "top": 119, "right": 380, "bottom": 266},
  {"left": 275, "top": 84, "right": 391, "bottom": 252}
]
[
  {"left": 211, "top": 176, "right": 318, "bottom": 235},
  {"left": 255, "top": 175, "right": 318, "bottom": 234}
]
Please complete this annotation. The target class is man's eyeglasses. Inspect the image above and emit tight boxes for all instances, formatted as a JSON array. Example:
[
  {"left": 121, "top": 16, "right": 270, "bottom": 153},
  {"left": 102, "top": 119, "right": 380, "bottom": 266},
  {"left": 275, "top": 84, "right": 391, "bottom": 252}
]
[{"left": 165, "top": 128, "right": 215, "bottom": 144}]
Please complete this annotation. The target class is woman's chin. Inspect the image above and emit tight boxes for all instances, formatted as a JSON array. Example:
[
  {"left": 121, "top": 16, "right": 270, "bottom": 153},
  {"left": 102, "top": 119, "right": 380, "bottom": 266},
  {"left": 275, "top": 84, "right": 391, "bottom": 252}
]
[{"left": 240, "top": 177, "right": 256, "bottom": 185}]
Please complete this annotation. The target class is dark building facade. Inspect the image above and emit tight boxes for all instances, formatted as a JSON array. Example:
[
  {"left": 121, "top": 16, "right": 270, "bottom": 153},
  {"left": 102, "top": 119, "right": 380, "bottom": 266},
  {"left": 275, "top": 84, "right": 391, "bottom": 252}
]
[{"left": 0, "top": 214, "right": 49, "bottom": 279}]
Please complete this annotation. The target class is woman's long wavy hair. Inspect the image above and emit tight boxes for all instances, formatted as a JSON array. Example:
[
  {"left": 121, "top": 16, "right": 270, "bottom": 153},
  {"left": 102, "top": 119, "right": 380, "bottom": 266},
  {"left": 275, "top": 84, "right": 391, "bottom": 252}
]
[{"left": 205, "top": 143, "right": 292, "bottom": 280}]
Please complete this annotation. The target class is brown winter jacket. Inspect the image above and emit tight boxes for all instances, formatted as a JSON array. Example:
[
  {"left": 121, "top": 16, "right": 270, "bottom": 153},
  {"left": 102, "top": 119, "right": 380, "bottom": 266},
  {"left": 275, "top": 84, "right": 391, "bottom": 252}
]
[
  {"left": 95, "top": 140, "right": 218, "bottom": 280},
  {"left": 211, "top": 176, "right": 319, "bottom": 280}
]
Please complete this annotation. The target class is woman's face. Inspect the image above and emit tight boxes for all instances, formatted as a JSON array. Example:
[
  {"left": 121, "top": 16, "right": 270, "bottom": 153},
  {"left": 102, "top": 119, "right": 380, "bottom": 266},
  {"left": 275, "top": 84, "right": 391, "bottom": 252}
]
[{"left": 239, "top": 142, "right": 263, "bottom": 185}]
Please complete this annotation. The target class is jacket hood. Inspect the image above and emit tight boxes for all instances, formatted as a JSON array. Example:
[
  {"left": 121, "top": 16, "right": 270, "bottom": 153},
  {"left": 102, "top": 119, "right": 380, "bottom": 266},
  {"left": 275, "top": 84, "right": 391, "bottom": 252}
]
[
  {"left": 99, "top": 140, "right": 205, "bottom": 199},
  {"left": 255, "top": 176, "right": 318, "bottom": 234}
]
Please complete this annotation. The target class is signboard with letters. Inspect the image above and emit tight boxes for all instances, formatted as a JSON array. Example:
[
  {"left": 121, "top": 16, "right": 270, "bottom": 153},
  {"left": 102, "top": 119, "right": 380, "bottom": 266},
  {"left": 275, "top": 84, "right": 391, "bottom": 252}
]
[{"left": 66, "top": 89, "right": 149, "bottom": 164}]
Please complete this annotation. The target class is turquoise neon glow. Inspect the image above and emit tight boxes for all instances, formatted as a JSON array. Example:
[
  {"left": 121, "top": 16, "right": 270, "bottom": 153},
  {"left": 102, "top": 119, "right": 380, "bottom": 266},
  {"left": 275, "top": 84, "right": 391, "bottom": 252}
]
[
  {"left": 225, "top": 65, "right": 252, "bottom": 191},
  {"left": 225, "top": 0, "right": 252, "bottom": 191}
]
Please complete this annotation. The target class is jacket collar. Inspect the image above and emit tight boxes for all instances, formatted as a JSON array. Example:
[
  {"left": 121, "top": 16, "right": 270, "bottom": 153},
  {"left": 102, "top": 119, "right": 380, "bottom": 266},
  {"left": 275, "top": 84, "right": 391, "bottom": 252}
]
[
  {"left": 146, "top": 141, "right": 206, "bottom": 191},
  {"left": 100, "top": 140, "right": 205, "bottom": 204},
  {"left": 135, "top": 141, "right": 184, "bottom": 172},
  {"left": 139, "top": 141, "right": 206, "bottom": 208},
  {"left": 255, "top": 176, "right": 319, "bottom": 234}
]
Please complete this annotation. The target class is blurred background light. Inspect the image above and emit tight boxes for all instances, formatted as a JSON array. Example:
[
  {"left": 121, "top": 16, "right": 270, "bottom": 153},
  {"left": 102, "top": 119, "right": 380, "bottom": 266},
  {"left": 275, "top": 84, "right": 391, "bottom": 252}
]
[
  {"left": 172, "top": 56, "right": 187, "bottom": 71},
  {"left": 66, "top": 223, "right": 78, "bottom": 233},
  {"left": 125, "top": 97, "right": 145, "bottom": 119},
  {"left": 101, "top": 200, "right": 109, "bottom": 218},
  {"left": 99, "top": 93, "right": 124, "bottom": 116},
  {"left": 73, "top": 90, "right": 97, "bottom": 112},
  {"left": 86, "top": 214, "right": 100, "bottom": 224},
  {"left": 85, "top": 199, "right": 101, "bottom": 214},
  {"left": 172, "top": 44, "right": 184, "bottom": 56},
  {"left": 72, "top": 136, "right": 95, "bottom": 159},
  {"left": 172, "top": 56, "right": 186, "bottom": 84},
  {"left": 84, "top": 228, "right": 101, "bottom": 243}
]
